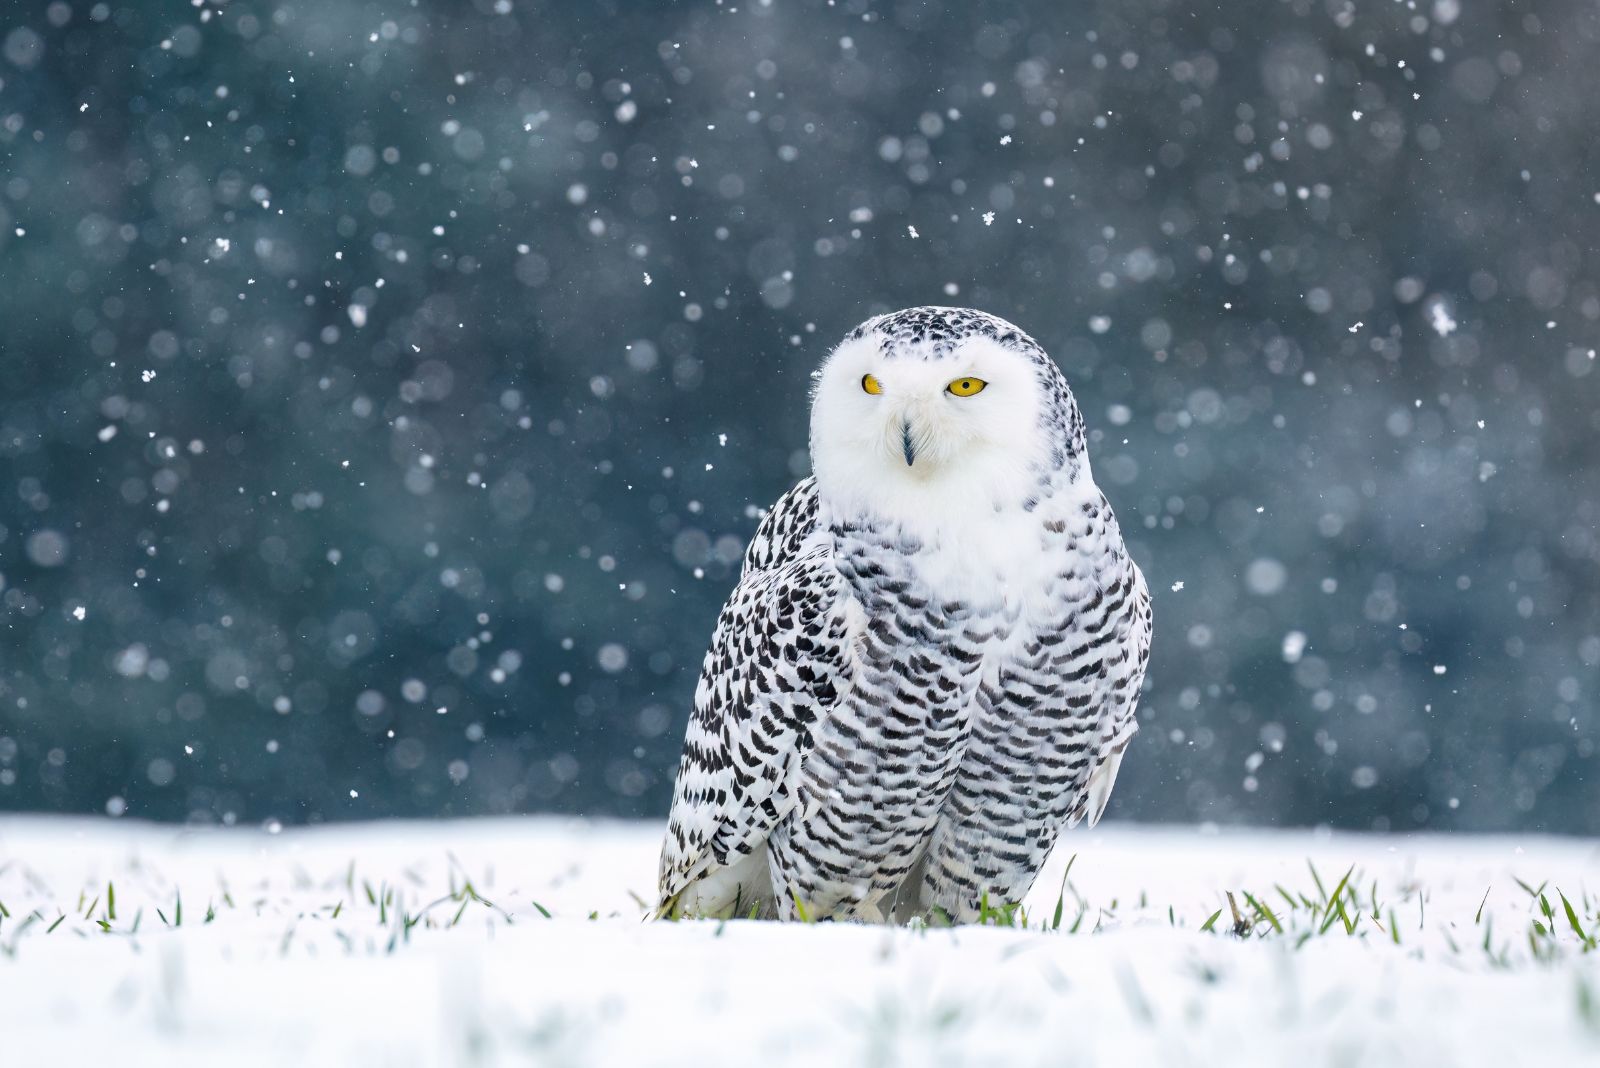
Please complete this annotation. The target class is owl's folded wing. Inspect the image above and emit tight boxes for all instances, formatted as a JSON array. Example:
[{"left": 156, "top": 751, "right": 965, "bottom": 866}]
[
  {"left": 657, "top": 479, "right": 857, "bottom": 916},
  {"left": 1075, "top": 559, "right": 1152, "bottom": 828}
]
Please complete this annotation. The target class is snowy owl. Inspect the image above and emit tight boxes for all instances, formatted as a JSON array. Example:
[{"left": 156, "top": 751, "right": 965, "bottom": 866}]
[{"left": 658, "top": 307, "right": 1151, "bottom": 923}]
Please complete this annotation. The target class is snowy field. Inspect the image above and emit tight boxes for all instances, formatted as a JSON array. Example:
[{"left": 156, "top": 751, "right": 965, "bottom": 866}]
[{"left": 1, "top": 818, "right": 1598, "bottom": 1067}]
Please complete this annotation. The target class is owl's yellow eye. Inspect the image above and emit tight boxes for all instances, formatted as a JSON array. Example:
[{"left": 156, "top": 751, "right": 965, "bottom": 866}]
[
  {"left": 861, "top": 373, "right": 883, "bottom": 395},
  {"left": 946, "top": 377, "right": 987, "bottom": 397}
]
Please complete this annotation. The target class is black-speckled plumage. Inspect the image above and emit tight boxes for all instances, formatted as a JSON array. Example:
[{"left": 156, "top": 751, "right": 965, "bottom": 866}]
[{"left": 659, "top": 307, "right": 1151, "bottom": 922}]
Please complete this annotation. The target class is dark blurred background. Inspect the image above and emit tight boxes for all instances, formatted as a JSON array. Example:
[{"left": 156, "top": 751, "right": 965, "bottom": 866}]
[{"left": 1, "top": 0, "right": 1596, "bottom": 833}]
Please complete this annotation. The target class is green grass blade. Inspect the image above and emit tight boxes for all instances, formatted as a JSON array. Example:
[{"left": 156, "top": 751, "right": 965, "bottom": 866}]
[
  {"left": 1050, "top": 854, "right": 1078, "bottom": 931},
  {"left": 1242, "top": 891, "right": 1283, "bottom": 934},
  {"left": 1513, "top": 877, "right": 1546, "bottom": 900},
  {"left": 1317, "top": 866, "right": 1356, "bottom": 935},
  {"left": 1559, "top": 892, "right": 1595, "bottom": 948},
  {"left": 1306, "top": 860, "right": 1328, "bottom": 903}
]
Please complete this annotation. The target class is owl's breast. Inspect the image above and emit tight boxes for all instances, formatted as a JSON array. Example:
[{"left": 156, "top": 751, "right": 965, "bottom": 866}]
[{"left": 911, "top": 505, "right": 1107, "bottom": 618}]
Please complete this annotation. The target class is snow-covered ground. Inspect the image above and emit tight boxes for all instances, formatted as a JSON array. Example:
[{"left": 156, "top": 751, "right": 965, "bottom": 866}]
[{"left": 1, "top": 818, "right": 1597, "bottom": 1067}]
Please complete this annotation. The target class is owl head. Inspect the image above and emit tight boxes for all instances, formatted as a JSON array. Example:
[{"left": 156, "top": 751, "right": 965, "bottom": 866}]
[{"left": 809, "top": 307, "right": 1086, "bottom": 522}]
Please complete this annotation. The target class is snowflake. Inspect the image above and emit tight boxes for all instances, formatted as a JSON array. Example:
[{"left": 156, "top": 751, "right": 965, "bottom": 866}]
[{"left": 1428, "top": 300, "right": 1457, "bottom": 337}]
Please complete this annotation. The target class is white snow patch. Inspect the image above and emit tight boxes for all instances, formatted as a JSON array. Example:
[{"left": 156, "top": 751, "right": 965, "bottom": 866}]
[{"left": 0, "top": 819, "right": 1597, "bottom": 1067}]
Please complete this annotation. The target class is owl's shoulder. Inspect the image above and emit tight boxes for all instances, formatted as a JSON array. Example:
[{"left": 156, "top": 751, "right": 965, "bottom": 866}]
[{"left": 741, "top": 476, "right": 825, "bottom": 575}]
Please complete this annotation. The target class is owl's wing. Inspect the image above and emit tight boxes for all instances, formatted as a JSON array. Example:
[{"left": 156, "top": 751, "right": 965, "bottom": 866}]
[
  {"left": 1074, "top": 556, "right": 1152, "bottom": 828},
  {"left": 657, "top": 478, "right": 856, "bottom": 916}
]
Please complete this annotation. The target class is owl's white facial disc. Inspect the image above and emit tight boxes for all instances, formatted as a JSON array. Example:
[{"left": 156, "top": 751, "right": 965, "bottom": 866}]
[{"left": 809, "top": 330, "right": 1049, "bottom": 526}]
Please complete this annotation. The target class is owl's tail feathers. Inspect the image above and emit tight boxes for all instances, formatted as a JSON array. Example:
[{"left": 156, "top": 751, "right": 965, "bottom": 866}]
[
  {"left": 652, "top": 856, "right": 774, "bottom": 921},
  {"left": 1082, "top": 720, "right": 1139, "bottom": 829},
  {"left": 650, "top": 887, "right": 765, "bottom": 922}
]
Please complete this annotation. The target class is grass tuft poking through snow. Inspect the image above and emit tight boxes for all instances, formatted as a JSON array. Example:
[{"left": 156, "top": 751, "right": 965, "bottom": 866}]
[{"left": 1, "top": 818, "right": 1598, "bottom": 1066}]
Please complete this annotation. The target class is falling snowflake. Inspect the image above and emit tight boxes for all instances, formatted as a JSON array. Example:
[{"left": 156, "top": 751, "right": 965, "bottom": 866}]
[{"left": 1427, "top": 299, "right": 1457, "bottom": 337}]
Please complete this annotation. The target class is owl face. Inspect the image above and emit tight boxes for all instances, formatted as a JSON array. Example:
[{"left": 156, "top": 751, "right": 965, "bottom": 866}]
[{"left": 810, "top": 310, "right": 1054, "bottom": 520}]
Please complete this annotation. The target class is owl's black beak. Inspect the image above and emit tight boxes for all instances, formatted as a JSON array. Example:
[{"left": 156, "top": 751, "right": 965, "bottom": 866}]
[{"left": 900, "top": 419, "right": 916, "bottom": 466}]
